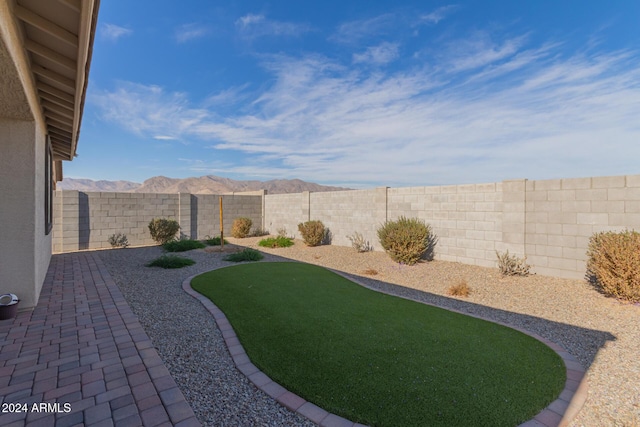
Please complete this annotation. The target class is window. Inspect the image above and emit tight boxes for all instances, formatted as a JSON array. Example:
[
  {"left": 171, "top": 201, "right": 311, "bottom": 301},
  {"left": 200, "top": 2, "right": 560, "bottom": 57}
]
[{"left": 45, "top": 137, "right": 53, "bottom": 235}]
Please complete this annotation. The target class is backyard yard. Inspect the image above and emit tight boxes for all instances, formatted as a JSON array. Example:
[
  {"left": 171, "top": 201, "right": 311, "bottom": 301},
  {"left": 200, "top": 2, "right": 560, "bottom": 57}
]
[{"left": 98, "top": 238, "right": 640, "bottom": 426}]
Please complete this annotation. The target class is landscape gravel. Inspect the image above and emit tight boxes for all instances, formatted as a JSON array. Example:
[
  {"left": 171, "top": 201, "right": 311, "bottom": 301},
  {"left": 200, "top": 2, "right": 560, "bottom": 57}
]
[{"left": 99, "top": 238, "right": 640, "bottom": 427}]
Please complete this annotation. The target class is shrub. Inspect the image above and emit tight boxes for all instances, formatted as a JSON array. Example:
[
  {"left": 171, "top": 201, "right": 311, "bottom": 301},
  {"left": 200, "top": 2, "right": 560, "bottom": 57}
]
[
  {"left": 147, "top": 255, "right": 195, "bottom": 269},
  {"left": 298, "top": 220, "right": 326, "bottom": 246},
  {"left": 148, "top": 218, "right": 180, "bottom": 244},
  {"left": 496, "top": 251, "right": 531, "bottom": 276},
  {"left": 587, "top": 230, "right": 640, "bottom": 302},
  {"left": 377, "top": 216, "right": 433, "bottom": 265},
  {"left": 448, "top": 280, "right": 471, "bottom": 297},
  {"left": 204, "top": 235, "right": 228, "bottom": 246},
  {"left": 276, "top": 227, "right": 289, "bottom": 238},
  {"left": 162, "top": 239, "right": 205, "bottom": 252},
  {"left": 347, "top": 232, "right": 372, "bottom": 252},
  {"left": 232, "top": 217, "right": 252, "bottom": 238},
  {"left": 108, "top": 233, "right": 129, "bottom": 248},
  {"left": 259, "top": 236, "right": 294, "bottom": 248},
  {"left": 361, "top": 269, "right": 378, "bottom": 276},
  {"left": 250, "top": 227, "right": 270, "bottom": 237},
  {"left": 224, "top": 248, "right": 264, "bottom": 262}
]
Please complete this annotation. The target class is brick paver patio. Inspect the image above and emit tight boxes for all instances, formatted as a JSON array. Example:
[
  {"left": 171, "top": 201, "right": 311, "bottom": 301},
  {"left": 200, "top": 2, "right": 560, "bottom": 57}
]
[{"left": 0, "top": 252, "right": 200, "bottom": 427}]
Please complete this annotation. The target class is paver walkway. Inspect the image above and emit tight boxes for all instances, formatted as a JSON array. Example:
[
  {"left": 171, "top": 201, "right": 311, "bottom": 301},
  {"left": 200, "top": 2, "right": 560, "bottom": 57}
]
[{"left": 0, "top": 252, "right": 200, "bottom": 427}]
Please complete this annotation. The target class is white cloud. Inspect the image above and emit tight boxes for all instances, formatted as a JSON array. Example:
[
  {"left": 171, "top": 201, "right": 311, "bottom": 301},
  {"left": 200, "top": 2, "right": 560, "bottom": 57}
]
[
  {"left": 353, "top": 43, "right": 400, "bottom": 65},
  {"left": 235, "top": 14, "right": 311, "bottom": 38},
  {"left": 175, "top": 23, "right": 209, "bottom": 43},
  {"left": 91, "top": 40, "right": 640, "bottom": 187},
  {"left": 420, "top": 5, "right": 459, "bottom": 24},
  {"left": 100, "top": 23, "right": 132, "bottom": 41},
  {"left": 330, "top": 14, "right": 396, "bottom": 44}
]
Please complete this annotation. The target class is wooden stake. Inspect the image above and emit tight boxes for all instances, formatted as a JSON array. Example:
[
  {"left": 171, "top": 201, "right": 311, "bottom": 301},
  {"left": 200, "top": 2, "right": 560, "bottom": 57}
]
[{"left": 219, "top": 196, "right": 224, "bottom": 250}]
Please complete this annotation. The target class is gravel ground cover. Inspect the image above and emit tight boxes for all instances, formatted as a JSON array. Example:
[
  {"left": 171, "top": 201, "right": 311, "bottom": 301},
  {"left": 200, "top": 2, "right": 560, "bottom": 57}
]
[{"left": 99, "top": 238, "right": 640, "bottom": 427}]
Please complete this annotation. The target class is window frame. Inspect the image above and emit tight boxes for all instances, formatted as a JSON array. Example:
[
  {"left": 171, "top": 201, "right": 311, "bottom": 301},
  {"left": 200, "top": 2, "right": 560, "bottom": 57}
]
[{"left": 44, "top": 137, "right": 53, "bottom": 235}]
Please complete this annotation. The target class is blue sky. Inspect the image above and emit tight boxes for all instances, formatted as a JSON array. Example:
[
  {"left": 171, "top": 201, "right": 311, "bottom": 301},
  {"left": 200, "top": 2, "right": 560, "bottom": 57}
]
[{"left": 70, "top": 0, "right": 640, "bottom": 188}]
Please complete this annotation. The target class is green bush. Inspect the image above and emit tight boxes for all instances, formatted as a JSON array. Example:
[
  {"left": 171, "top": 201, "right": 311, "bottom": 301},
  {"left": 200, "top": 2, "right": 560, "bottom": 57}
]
[
  {"left": 587, "top": 229, "right": 640, "bottom": 302},
  {"left": 148, "top": 218, "right": 180, "bottom": 244},
  {"left": 377, "top": 216, "right": 433, "bottom": 265},
  {"left": 224, "top": 248, "right": 264, "bottom": 262},
  {"left": 496, "top": 250, "right": 531, "bottom": 276},
  {"left": 298, "top": 220, "right": 326, "bottom": 246},
  {"left": 147, "top": 255, "right": 195, "bottom": 269},
  {"left": 259, "top": 236, "right": 294, "bottom": 248},
  {"left": 163, "top": 239, "right": 206, "bottom": 252},
  {"left": 232, "top": 217, "right": 252, "bottom": 238},
  {"left": 204, "top": 236, "right": 228, "bottom": 246}
]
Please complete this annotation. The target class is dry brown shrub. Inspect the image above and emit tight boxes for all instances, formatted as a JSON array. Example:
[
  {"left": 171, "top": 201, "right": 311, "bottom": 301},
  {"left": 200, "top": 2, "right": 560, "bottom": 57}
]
[
  {"left": 298, "top": 220, "right": 326, "bottom": 246},
  {"left": 587, "top": 230, "right": 640, "bottom": 302},
  {"left": 448, "top": 280, "right": 471, "bottom": 297},
  {"left": 361, "top": 269, "right": 379, "bottom": 276},
  {"left": 496, "top": 250, "right": 530, "bottom": 276},
  {"left": 231, "top": 217, "right": 252, "bottom": 238}
]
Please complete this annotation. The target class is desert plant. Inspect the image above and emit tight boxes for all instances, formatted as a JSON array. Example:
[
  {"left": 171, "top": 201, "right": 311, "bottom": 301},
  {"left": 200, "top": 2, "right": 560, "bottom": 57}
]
[
  {"left": 496, "top": 250, "right": 531, "bottom": 276},
  {"left": 250, "top": 227, "right": 270, "bottom": 237},
  {"left": 298, "top": 220, "right": 326, "bottom": 246},
  {"left": 259, "top": 236, "right": 294, "bottom": 248},
  {"left": 586, "top": 229, "right": 640, "bottom": 302},
  {"left": 108, "top": 233, "right": 129, "bottom": 248},
  {"left": 361, "top": 269, "right": 378, "bottom": 276},
  {"left": 276, "top": 227, "right": 289, "bottom": 238},
  {"left": 162, "top": 239, "right": 206, "bottom": 252},
  {"left": 448, "top": 280, "right": 471, "bottom": 297},
  {"left": 147, "top": 255, "right": 195, "bottom": 269},
  {"left": 232, "top": 217, "right": 253, "bottom": 238},
  {"left": 223, "top": 248, "right": 264, "bottom": 262},
  {"left": 347, "top": 232, "right": 372, "bottom": 252},
  {"left": 204, "top": 235, "right": 228, "bottom": 246},
  {"left": 377, "top": 216, "right": 433, "bottom": 265},
  {"left": 148, "top": 218, "right": 180, "bottom": 245}
]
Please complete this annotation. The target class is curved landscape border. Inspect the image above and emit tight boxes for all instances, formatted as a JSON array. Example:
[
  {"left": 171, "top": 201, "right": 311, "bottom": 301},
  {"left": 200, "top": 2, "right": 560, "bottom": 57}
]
[{"left": 181, "top": 264, "right": 588, "bottom": 427}]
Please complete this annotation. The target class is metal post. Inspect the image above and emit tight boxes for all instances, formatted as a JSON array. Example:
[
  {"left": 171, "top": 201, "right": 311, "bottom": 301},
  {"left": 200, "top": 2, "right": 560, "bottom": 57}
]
[{"left": 219, "top": 196, "right": 224, "bottom": 250}]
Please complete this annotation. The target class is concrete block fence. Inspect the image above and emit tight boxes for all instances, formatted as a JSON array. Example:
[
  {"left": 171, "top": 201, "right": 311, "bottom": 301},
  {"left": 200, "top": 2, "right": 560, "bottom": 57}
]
[
  {"left": 52, "top": 191, "right": 263, "bottom": 252},
  {"left": 53, "top": 174, "right": 640, "bottom": 280},
  {"left": 264, "top": 174, "right": 640, "bottom": 280}
]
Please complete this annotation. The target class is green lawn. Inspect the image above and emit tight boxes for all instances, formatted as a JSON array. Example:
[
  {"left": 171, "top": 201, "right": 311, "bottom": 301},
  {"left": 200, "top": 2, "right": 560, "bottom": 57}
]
[{"left": 191, "top": 262, "right": 565, "bottom": 427}]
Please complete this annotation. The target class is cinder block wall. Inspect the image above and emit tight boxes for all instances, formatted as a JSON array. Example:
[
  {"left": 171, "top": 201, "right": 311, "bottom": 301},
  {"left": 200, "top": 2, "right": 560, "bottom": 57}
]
[
  {"left": 53, "top": 191, "right": 263, "bottom": 252},
  {"left": 310, "top": 188, "right": 387, "bottom": 249},
  {"left": 387, "top": 183, "right": 504, "bottom": 268},
  {"left": 524, "top": 175, "right": 640, "bottom": 279},
  {"left": 54, "top": 174, "right": 640, "bottom": 279},
  {"left": 264, "top": 192, "right": 311, "bottom": 237},
  {"left": 264, "top": 174, "right": 640, "bottom": 279}
]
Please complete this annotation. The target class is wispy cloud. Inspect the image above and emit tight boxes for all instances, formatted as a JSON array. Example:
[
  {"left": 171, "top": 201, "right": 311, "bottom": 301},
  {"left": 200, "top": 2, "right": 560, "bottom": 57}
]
[
  {"left": 330, "top": 14, "right": 397, "bottom": 44},
  {"left": 235, "top": 14, "right": 311, "bottom": 39},
  {"left": 91, "top": 39, "right": 640, "bottom": 187},
  {"left": 100, "top": 23, "right": 132, "bottom": 42},
  {"left": 90, "top": 82, "right": 209, "bottom": 141},
  {"left": 353, "top": 42, "right": 400, "bottom": 65},
  {"left": 419, "top": 5, "right": 459, "bottom": 24},
  {"left": 175, "top": 23, "right": 209, "bottom": 43},
  {"left": 441, "top": 32, "right": 530, "bottom": 71}
]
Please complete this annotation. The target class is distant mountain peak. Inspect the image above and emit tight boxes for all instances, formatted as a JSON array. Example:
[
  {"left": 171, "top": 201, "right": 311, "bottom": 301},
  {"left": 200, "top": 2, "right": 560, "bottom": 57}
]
[{"left": 58, "top": 175, "right": 351, "bottom": 194}]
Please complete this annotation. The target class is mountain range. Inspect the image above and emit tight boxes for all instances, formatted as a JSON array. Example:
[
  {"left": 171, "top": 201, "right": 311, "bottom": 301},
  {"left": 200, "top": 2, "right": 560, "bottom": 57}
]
[{"left": 57, "top": 175, "right": 351, "bottom": 194}]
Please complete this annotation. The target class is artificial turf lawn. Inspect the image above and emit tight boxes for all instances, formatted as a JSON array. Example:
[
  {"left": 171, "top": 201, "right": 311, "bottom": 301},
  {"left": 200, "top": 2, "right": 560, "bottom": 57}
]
[{"left": 191, "top": 262, "right": 565, "bottom": 427}]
